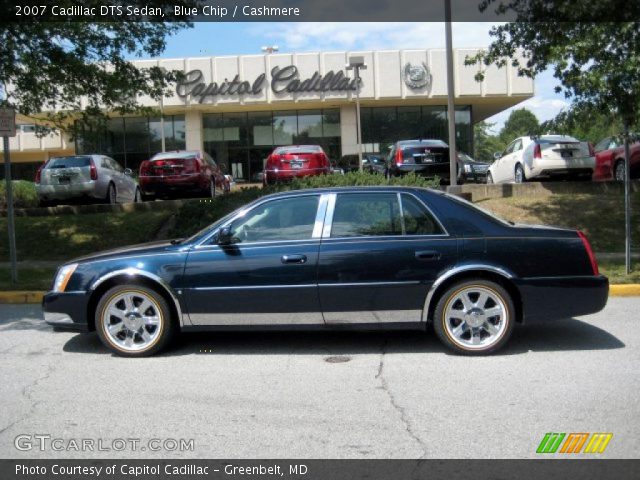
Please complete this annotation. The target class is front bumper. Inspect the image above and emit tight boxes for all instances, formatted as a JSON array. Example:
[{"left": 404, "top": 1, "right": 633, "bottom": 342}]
[
  {"left": 42, "top": 291, "right": 91, "bottom": 332},
  {"left": 517, "top": 275, "right": 609, "bottom": 323}
]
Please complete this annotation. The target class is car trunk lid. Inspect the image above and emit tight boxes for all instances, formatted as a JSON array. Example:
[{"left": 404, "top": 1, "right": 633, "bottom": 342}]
[{"left": 40, "top": 156, "right": 93, "bottom": 185}]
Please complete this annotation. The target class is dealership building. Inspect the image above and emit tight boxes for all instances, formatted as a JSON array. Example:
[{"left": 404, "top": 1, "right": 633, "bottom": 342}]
[{"left": 3, "top": 48, "right": 533, "bottom": 181}]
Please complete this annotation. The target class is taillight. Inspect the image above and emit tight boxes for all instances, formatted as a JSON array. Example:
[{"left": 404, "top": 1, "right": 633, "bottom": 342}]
[
  {"left": 267, "top": 154, "right": 281, "bottom": 169},
  {"left": 395, "top": 148, "right": 403, "bottom": 166},
  {"left": 588, "top": 142, "right": 595, "bottom": 157},
  {"left": 139, "top": 161, "right": 149, "bottom": 176},
  {"left": 577, "top": 230, "right": 599, "bottom": 276},
  {"left": 35, "top": 164, "right": 44, "bottom": 184},
  {"left": 183, "top": 158, "right": 200, "bottom": 173},
  {"left": 89, "top": 158, "right": 98, "bottom": 180},
  {"left": 533, "top": 143, "right": 541, "bottom": 159}
]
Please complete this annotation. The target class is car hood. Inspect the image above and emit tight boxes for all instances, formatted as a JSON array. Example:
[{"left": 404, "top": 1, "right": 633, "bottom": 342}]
[{"left": 70, "top": 240, "right": 183, "bottom": 264}]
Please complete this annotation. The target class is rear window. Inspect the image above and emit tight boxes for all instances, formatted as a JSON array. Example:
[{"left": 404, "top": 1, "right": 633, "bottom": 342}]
[
  {"left": 46, "top": 156, "right": 91, "bottom": 168},
  {"left": 275, "top": 146, "right": 322, "bottom": 154},
  {"left": 401, "top": 146, "right": 447, "bottom": 160},
  {"left": 151, "top": 151, "right": 198, "bottom": 161}
]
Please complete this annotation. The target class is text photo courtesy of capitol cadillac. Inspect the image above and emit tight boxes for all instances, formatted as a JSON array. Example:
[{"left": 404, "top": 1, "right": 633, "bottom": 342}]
[{"left": 2, "top": 0, "right": 640, "bottom": 479}]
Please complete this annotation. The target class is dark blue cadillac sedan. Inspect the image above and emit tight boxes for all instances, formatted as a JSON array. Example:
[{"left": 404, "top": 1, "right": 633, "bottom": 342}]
[{"left": 43, "top": 187, "right": 609, "bottom": 356}]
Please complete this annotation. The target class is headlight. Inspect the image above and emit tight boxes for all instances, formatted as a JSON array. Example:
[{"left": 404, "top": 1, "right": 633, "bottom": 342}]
[
  {"left": 52, "top": 264, "right": 78, "bottom": 293},
  {"left": 464, "top": 164, "right": 472, "bottom": 173}
]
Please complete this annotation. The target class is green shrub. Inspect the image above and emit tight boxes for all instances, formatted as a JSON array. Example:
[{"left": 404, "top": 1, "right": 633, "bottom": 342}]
[
  {"left": 0, "top": 180, "right": 38, "bottom": 209},
  {"left": 284, "top": 171, "right": 441, "bottom": 189}
]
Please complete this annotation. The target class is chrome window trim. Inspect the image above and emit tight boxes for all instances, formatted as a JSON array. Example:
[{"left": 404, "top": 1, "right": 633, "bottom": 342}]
[
  {"left": 421, "top": 264, "right": 515, "bottom": 324},
  {"left": 89, "top": 268, "right": 186, "bottom": 327},
  {"left": 312, "top": 194, "right": 330, "bottom": 239},
  {"left": 397, "top": 192, "right": 406, "bottom": 235},
  {"left": 191, "top": 240, "right": 321, "bottom": 252},
  {"left": 322, "top": 190, "right": 449, "bottom": 240},
  {"left": 319, "top": 280, "right": 421, "bottom": 287},
  {"left": 196, "top": 193, "right": 324, "bottom": 247}
]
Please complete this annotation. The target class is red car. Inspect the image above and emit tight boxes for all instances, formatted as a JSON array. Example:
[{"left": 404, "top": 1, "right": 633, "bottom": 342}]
[
  {"left": 593, "top": 136, "right": 640, "bottom": 181},
  {"left": 263, "top": 145, "right": 331, "bottom": 186},
  {"left": 139, "top": 150, "right": 229, "bottom": 200}
]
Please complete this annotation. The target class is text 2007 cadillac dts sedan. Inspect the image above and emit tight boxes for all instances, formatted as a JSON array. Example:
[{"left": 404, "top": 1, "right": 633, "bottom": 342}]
[{"left": 43, "top": 187, "right": 609, "bottom": 356}]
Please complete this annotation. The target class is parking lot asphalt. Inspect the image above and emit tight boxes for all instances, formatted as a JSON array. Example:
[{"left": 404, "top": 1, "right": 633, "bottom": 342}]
[{"left": 0, "top": 298, "right": 638, "bottom": 459}]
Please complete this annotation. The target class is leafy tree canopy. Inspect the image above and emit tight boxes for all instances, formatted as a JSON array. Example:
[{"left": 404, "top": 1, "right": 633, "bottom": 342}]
[
  {"left": 473, "top": 121, "right": 505, "bottom": 162},
  {"left": 0, "top": 1, "right": 196, "bottom": 132},
  {"left": 540, "top": 104, "right": 623, "bottom": 144},
  {"left": 498, "top": 107, "right": 540, "bottom": 144},
  {"left": 468, "top": 2, "right": 640, "bottom": 128}
]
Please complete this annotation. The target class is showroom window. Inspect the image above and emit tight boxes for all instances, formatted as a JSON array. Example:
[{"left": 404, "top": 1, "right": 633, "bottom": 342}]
[{"left": 75, "top": 115, "right": 186, "bottom": 170}]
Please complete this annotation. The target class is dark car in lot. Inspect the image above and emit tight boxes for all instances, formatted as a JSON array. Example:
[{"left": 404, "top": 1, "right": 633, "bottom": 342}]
[
  {"left": 336, "top": 154, "right": 387, "bottom": 174},
  {"left": 263, "top": 145, "right": 331, "bottom": 185},
  {"left": 387, "top": 139, "right": 463, "bottom": 184},
  {"left": 458, "top": 153, "right": 490, "bottom": 183},
  {"left": 43, "top": 186, "right": 608, "bottom": 357},
  {"left": 592, "top": 135, "right": 640, "bottom": 182},
  {"left": 138, "top": 150, "right": 229, "bottom": 200}
]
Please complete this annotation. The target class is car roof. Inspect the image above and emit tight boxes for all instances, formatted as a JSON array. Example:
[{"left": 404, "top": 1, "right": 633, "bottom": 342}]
[
  {"left": 537, "top": 134, "right": 580, "bottom": 142},
  {"left": 151, "top": 150, "right": 200, "bottom": 160},
  {"left": 259, "top": 185, "right": 439, "bottom": 201}
]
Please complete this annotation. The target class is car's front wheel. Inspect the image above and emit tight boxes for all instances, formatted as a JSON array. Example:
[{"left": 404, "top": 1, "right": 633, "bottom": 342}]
[
  {"left": 95, "top": 285, "right": 176, "bottom": 357},
  {"left": 433, "top": 279, "right": 515, "bottom": 355}
]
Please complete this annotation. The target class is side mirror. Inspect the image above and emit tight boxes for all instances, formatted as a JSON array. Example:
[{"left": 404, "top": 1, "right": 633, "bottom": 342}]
[
  {"left": 493, "top": 152, "right": 502, "bottom": 160},
  {"left": 217, "top": 226, "right": 233, "bottom": 245},
  {"left": 124, "top": 168, "right": 133, "bottom": 176}
]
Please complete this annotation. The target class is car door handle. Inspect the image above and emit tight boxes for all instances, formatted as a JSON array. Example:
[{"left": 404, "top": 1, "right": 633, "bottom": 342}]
[
  {"left": 415, "top": 250, "right": 441, "bottom": 261},
  {"left": 281, "top": 254, "right": 307, "bottom": 264}
]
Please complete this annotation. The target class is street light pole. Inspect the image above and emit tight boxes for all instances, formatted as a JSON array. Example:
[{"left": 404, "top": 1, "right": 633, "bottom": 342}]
[
  {"left": 346, "top": 56, "right": 367, "bottom": 172},
  {"left": 445, "top": 0, "right": 458, "bottom": 186},
  {"left": 623, "top": 122, "right": 632, "bottom": 274}
]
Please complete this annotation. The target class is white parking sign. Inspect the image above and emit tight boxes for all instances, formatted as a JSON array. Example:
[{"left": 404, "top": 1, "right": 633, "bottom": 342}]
[{"left": 0, "top": 108, "right": 16, "bottom": 137}]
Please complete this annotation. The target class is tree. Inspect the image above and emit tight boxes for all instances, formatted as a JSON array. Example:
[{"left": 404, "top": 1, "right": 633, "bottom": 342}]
[
  {"left": 467, "top": 1, "right": 639, "bottom": 272},
  {"left": 540, "top": 104, "right": 622, "bottom": 144},
  {"left": 0, "top": 1, "right": 195, "bottom": 131},
  {"left": 474, "top": 121, "right": 504, "bottom": 162},
  {"left": 498, "top": 108, "right": 540, "bottom": 144}
]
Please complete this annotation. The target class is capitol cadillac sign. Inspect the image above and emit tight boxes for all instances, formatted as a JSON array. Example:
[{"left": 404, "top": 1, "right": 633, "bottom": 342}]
[{"left": 176, "top": 66, "right": 361, "bottom": 103}]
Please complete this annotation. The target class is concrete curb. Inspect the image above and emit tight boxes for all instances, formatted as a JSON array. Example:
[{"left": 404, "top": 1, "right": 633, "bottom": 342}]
[{"left": 1, "top": 285, "right": 639, "bottom": 304}]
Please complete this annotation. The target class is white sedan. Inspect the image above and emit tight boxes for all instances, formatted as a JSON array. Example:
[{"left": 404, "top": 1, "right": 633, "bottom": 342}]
[{"left": 487, "top": 135, "right": 595, "bottom": 184}]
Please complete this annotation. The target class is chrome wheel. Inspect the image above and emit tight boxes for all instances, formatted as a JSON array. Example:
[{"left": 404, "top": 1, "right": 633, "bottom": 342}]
[
  {"left": 615, "top": 161, "right": 625, "bottom": 182},
  {"left": 514, "top": 165, "right": 524, "bottom": 183},
  {"left": 101, "top": 291, "right": 163, "bottom": 352},
  {"left": 443, "top": 285, "right": 508, "bottom": 350}
]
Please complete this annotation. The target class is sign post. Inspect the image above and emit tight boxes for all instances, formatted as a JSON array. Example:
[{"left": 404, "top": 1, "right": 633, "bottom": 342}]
[{"left": 0, "top": 107, "right": 18, "bottom": 283}]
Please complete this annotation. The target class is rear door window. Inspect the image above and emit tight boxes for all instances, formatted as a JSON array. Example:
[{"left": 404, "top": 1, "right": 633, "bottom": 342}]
[
  {"left": 401, "top": 194, "right": 444, "bottom": 235},
  {"left": 331, "top": 193, "right": 402, "bottom": 237}
]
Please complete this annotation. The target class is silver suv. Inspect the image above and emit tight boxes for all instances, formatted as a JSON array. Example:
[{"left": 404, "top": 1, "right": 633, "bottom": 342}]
[{"left": 36, "top": 155, "right": 141, "bottom": 207}]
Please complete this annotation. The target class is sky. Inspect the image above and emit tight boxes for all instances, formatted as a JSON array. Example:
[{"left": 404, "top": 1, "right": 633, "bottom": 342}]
[{"left": 155, "top": 22, "right": 570, "bottom": 133}]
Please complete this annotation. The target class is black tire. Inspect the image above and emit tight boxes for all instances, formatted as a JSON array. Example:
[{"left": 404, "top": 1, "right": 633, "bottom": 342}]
[
  {"left": 614, "top": 159, "right": 626, "bottom": 182},
  {"left": 95, "top": 284, "right": 176, "bottom": 357},
  {"left": 105, "top": 183, "right": 117, "bottom": 204},
  {"left": 134, "top": 187, "right": 141, "bottom": 203},
  {"left": 433, "top": 279, "right": 515, "bottom": 355},
  {"left": 209, "top": 178, "right": 216, "bottom": 198},
  {"left": 486, "top": 172, "right": 494, "bottom": 184},
  {"left": 514, "top": 164, "right": 526, "bottom": 183}
]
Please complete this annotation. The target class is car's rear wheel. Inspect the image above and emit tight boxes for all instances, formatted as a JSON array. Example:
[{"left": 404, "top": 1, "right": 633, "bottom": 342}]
[
  {"left": 514, "top": 164, "right": 526, "bottom": 183},
  {"left": 486, "top": 172, "right": 494, "bottom": 184},
  {"left": 95, "top": 285, "right": 176, "bottom": 357},
  {"left": 433, "top": 279, "right": 515, "bottom": 355},
  {"left": 134, "top": 187, "right": 141, "bottom": 203},
  {"left": 615, "top": 159, "right": 626, "bottom": 182}
]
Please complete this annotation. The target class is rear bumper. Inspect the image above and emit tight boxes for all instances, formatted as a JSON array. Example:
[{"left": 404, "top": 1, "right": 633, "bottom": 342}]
[
  {"left": 139, "top": 174, "right": 207, "bottom": 195},
  {"left": 264, "top": 168, "right": 328, "bottom": 183},
  {"left": 516, "top": 275, "right": 609, "bottom": 323},
  {"left": 42, "top": 291, "right": 91, "bottom": 332},
  {"left": 36, "top": 182, "right": 102, "bottom": 201},
  {"left": 528, "top": 157, "right": 595, "bottom": 178},
  {"left": 391, "top": 163, "right": 451, "bottom": 178}
]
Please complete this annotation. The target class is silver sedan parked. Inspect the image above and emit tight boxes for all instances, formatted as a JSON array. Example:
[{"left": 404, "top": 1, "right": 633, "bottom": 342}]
[{"left": 35, "top": 155, "right": 141, "bottom": 207}]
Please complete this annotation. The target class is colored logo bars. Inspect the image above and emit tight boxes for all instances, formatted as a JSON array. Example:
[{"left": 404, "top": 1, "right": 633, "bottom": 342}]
[{"left": 537, "top": 433, "right": 613, "bottom": 454}]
